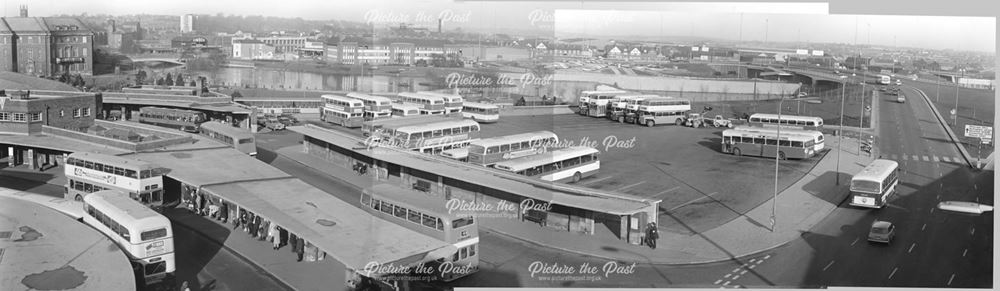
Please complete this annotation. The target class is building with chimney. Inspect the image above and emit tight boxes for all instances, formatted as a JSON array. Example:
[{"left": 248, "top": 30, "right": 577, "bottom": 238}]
[{"left": 0, "top": 6, "right": 95, "bottom": 76}]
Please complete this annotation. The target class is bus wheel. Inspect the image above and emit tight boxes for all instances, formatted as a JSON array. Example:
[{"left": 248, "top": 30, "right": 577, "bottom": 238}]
[
  {"left": 573, "top": 172, "right": 582, "bottom": 183},
  {"left": 778, "top": 151, "right": 787, "bottom": 160},
  {"left": 618, "top": 117, "right": 625, "bottom": 123},
  {"left": 733, "top": 148, "right": 742, "bottom": 156},
  {"left": 75, "top": 194, "right": 83, "bottom": 202},
  {"left": 675, "top": 119, "right": 684, "bottom": 126},
  {"left": 646, "top": 120, "right": 655, "bottom": 127}
]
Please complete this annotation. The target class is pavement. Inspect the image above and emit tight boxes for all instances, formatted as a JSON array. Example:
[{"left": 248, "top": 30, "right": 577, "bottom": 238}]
[{"left": 274, "top": 137, "right": 875, "bottom": 265}]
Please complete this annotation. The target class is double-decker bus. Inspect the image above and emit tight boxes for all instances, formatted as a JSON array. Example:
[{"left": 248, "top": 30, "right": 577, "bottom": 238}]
[
  {"left": 391, "top": 102, "right": 423, "bottom": 117},
  {"left": 577, "top": 90, "right": 627, "bottom": 116},
  {"left": 721, "top": 128, "right": 820, "bottom": 160},
  {"left": 321, "top": 94, "right": 365, "bottom": 128},
  {"left": 849, "top": 159, "right": 900, "bottom": 208},
  {"left": 467, "top": 131, "right": 558, "bottom": 166},
  {"left": 378, "top": 119, "right": 481, "bottom": 154},
  {"left": 606, "top": 94, "right": 655, "bottom": 123},
  {"left": 493, "top": 146, "right": 600, "bottom": 183},
  {"left": 64, "top": 152, "right": 164, "bottom": 208},
  {"left": 878, "top": 75, "right": 891, "bottom": 85},
  {"left": 624, "top": 97, "right": 692, "bottom": 126},
  {"left": 233, "top": 97, "right": 323, "bottom": 114},
  {"left": 346, "top": 92, "right": 394, "bottom": 120},
  {"left": 82, "top": 190, "right": 175, "bottom": 285},
  {"left": 461, "top": 102, "right": 500, "bottom": 123},
  {"left": 362, "top": 115, "right": 454, "bottom": 137},
  {"left": 748, "top": 113, "right": 824, "bottom": 130},
  {"left": 417, "top": 91, "right": 464, "bottom": 117},
  {"left": 137, "top": 107, "right": 206, "bottom": 133},
  {"left": 199, "top": 122, "right": 257, "bottom": 156},
  {"left": 397, "top": 92, "right": 446, "bottom": 115},
  {"left": 361, "top": 184, "right": 479, "bottom": 282},
  {"left": 733, "top": 126, "right": 825, "bottom": 152}
]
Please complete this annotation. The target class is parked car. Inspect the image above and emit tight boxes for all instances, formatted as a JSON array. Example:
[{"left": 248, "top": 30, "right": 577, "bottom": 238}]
[
  {"left": 711, "top": 115, "right": 736, "bottom": 128},
  {"left": 868, "top": 220, "right": 895, "bottom": 244}
]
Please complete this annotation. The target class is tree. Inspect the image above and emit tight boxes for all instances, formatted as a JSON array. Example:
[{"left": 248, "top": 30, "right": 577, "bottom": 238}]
[
  {"left": 165, "top": 73, "right": 174, "bottom": 86},
  {"left": 135, "top": 70, "right": 147, "bottom": 85},
  {"left": 231, "top": 90, "right": 243, "bottom": 98},
  {"left": 175, "top": 74, "right": 185, "bottom": 87},
  {"left": 156, "top": 77, "right": 165, "bottom": 85},
  {"left": 58, "top": 71, "right": 71, "bottom": 83},
  {"left": 72, "top": 74, "right": 85, "bottom": 87},
  {"left": 189, "top": 80, "right": 197, "bottom": 87}
]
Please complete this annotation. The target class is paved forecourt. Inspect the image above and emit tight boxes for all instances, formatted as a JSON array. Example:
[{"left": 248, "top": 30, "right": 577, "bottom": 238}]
[{"left": 0, "top": 192, "right": 135, "bottom": 291}]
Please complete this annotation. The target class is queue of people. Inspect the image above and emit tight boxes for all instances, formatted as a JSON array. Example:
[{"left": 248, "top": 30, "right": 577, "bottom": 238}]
[{"left": 181, "top": 188, "right": 328, "bottom": 262}]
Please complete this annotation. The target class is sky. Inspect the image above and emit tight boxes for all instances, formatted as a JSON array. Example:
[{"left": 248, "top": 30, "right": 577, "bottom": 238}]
[
  {"left": 556, "top": 11, "right": 996, "bottom": 52},
  {"left": 3, "top": 0, "right": 994, "bottom": 52}
]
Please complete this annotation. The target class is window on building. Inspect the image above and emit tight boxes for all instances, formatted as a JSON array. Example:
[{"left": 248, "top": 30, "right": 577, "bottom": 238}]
[
  {"left": 0, "top": 112, "right": 9, "bottom": 121},
  {"left": 29, "top": 112, "right": 41, "bottom": 122},
  {"left": 83, "top": 107, "right": 91, "bottom": 116},
  {"left": 12, "top": 113, "right": 26, "bottom": 122},
  {"left": 73, "top": 108, "right": 81, "bottom": 117},
  {"left": 60, "top": 110, "right": 65, "bottom": 117}
]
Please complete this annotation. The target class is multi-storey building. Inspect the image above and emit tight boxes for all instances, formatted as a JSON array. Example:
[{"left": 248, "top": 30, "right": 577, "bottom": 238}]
[
  {"left": 0, "top": 6, "right": 94, "bottom": 76},
  {"left": 180, "top": 14, "right": 194, "bottom": 33},
  {"left": 258, "top": 35, "right": 307, "bottom": 53},
  {"left": 232, "top": 39, "right": 275, "bottom": 60}
]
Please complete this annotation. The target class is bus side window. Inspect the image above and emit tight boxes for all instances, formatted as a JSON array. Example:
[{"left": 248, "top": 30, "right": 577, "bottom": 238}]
[{"left": 361, "top": 194, "right": 370, "bottom": 205}]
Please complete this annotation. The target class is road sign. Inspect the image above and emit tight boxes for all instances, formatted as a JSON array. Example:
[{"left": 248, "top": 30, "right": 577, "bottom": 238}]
[{"left": 964, "top": 125, "right": 993, "bottom": 139}]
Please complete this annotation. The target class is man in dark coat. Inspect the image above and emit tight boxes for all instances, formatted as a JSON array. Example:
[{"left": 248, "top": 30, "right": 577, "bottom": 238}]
[{"left": 294, "top": 237, "right": 305, "bottom": 262}]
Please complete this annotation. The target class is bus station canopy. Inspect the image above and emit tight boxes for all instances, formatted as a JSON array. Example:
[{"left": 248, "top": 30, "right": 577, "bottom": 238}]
[
  {"left": 123, "top": 147, "right": 292, "bottom": 187},
  {"left": 290, "top": 125, "right": 657, "bottom": 215},
  {"left": 204, "top": 178, "right": 456, "bottom": 270}
]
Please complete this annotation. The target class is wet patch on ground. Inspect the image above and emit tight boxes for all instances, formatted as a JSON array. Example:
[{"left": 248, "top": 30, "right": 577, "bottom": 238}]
[{"left": 21, "top": 266, "right": 88, "bottom": 290}]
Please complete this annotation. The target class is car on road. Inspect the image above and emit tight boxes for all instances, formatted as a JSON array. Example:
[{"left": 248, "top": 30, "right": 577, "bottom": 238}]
[
  {"left": 937, "top": 201, "right": 994, "bottom": 214},
  {"left": 868, "top": 220, "right": 896, "bottom": 244}
]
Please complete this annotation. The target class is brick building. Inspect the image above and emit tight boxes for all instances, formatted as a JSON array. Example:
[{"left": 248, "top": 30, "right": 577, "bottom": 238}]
[
  {"left": 0, "top": 6, "right": 95, "bottom": 76},
  {"left": 0, "top": 90, "right": 101, "bottom": 135}
]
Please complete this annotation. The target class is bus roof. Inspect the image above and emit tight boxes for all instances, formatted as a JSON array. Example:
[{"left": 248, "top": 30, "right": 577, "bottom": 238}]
[
  {"left": 346, "top": 92, "right": 394, "bottom": 103},
  {"left": 461, "top": 101, "right": 499, "bottom": 109},
  {"left": 722, "top": 129, "right": 816, "bottom": 141},
  {"left": 321, "top": 94, "right": 364, "bottom": 105},
  {"left": 470, "top": 131, "right": 557, "bottom": 148},
  {"left": 852, "top": 159, "right": 899, "bottom": 182},
  {"left": 440, "top": 147, "right": 469, "bottom": 159},
  {"left": 416, "top": 91, "right": 463, "bottom": 102},
  {"left": 749, "top": 113, "right": 823, "bottom": 121},
  {"left": 85, "top": 190, "right": 168, "bottom": 223},
  {"left": 204, "top": 178, "right": 455, "bottom": 270},
  {"left": 641, "top": 96, "right": 691, "bottom": 103},
  {"left": 233, "top": 97, "right": 319, "bottom": 102},
  {"left": 580, "top": 90, "right": 628, "bottom": 95},
  {"left": 68, "top": 151, "right": 157, "bottom": 170},
  {"left": 493, "top": 147, "right": 599, "bottom": 172},
  {"left": 393, "top": 119, "right": 480, "bottom": 133},
  {"left": 199, "top": 122, "right": 254, "bottom": 138},
  {"left": 390, "top": 102, "right": 424, "bottom": 110},
  {"left": 139, "top": 106, "right": 201, "bottom": 114},
  {"left": 370, "top": 115, "right": 458, "bottom": 129},
  {"left": 365, "top": 183, "right": 460, "bottom": 219}
]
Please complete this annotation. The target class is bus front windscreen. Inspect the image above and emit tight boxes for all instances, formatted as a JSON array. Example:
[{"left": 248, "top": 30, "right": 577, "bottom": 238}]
[{"left": 851, "top": 180, "right": 881, "bottom": 193}]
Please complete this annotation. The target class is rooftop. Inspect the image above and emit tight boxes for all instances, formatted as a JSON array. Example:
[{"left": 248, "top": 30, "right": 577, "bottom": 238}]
[{"left": 121, "top": 147, "right": 292, "bottom": 187}]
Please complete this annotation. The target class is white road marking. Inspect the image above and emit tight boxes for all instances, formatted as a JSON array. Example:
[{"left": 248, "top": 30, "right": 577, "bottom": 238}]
[
  {"left": 942, "top": 156, "right": 951, "bottom": 162},
  {"left": 888, "top": 267, "right": 898, "bottom": 279},
  {"left": 908, "top": 243, "right": 916, "bottom": 253},
  {"left": 732, "top": 275, "right": 740, "bottom": 280},
  {"left": 931, "top": 207, "right": 935, "bottom": 213},
  {"left": 740, "top": 270, "right": 747, "bottom": 275},
  {"left": 948, "top": 274, "right": 955, "bottom": 285},
  {"left": 725, "top": 274, "right": 731, "bottom": 278},
  {"left": 723, "top": 281, "right": 730, "bottom": 286},
  {"left": 764, "top": 254, "right": 771, "bottom": 260},
  {"left": 652, "top": 186, "right": 681, "bottom": 197},
  {"left": 616, "top": 181, "right": 646, "bottom": 191},
  {"left": 970, "top": 227, "right": 975, "bottom": 236},
  {"left": 823, "top": 260, "right": 835, "bottom": 271},
  {"left": 668, "top": 192, "right": 719, "bottom": 212},
  {"left": 851, "top": 237, "right": 859, "bottom": 246},
  {"left": 580, "top": 175, "right": 615, "bottom": 185},
  {"left": 748, "top": 265, "right": 755, "bottom": 269},
  {"left": 714, "top": 279, "right": 723, "bottom": 284},
  {"left": 923, "top": 156, "right": 930, "bottom": 161},
  {"left": 933, "top": 156, "right": 940, "bottom": 162},
  {"left": 922, "top": 224, "right": 926, "bottom": 231},
  {"left": 732, "top": 268, "right": 740, "bottom": 273},
  {"left": 963, "top": 249, "right": 968, "bottom": 257}
]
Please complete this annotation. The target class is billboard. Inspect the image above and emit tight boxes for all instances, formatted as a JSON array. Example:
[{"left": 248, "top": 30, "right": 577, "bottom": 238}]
[
  {"left": 691, "top": 46, "right": 700, "bottom": 51},
  {"left": 796, "top": 49, "right": 809, "bottom": 55},
  {"left": 812, "top": 50, "right": 824, "bottom": 56},
  {"left": 701, "top": 46, "right": 710, "bottom": 52}
]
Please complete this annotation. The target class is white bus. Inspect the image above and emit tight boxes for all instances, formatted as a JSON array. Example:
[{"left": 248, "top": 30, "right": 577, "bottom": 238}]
[
  {"left": 417, "top": 91, "right": 464, "bottom": 117},
  {"left": 65, "top": 152, "right": 164, "bottom": 208},
  {"left": 850, "top": 159, "right": 900, "bottom": 208},
  {"left": 321, "top": 94, "right": 365, "bottom": 128},
  {"left": 607, "top": 94, "right": 655, "bottom": 123},
  {"left": 397, "top": 92, "right": 446, "bottom": 115},
  {"left": 578, "top": 90, "right": 627, "bottom": 116},
  {"left": 748, "top": 113, "right": 824, "bottom": 130},
  {"left": 440, "top": 147, "right": 470, "bottom": 162},
  {"left": 467, "top": 131, "right": 558, "bottom": 166},
  {"left": 625, "top": 97, "right": 693, "bottom": 126},
  {"left": 346, "top": 92, "right": 394, "bottom": 120},
  {"left": 361, "top": 115, "right": 453, "bottom": 137},
  {"left": 361, "top": 184, "right": 479, "bottom": 282},
  {"left": 734, "top": 126, "right": 825, "bottom": 152},
  {"left": 461, "top": 102, "right": 500, "bottom": 123},
  {"left": 493, "top": 146, "right": 600, "bottom": 183},
  {"left": 878, "top": 75, "right": 891, "bottom": 85},
  {"left": 82, "top": 190, "right": 175, "bottom": 285},
  {"left": 379, "top": 119, "right": 482, "bottom": 154},
  {"left": 391, "top": 102, "right": 423, "bottom": 117},
  {"left": 721, "top": 128, "right": 820, "bottom": 160},
  {"left": 233, "top": 98, "right": 323, "bottom": 114}
]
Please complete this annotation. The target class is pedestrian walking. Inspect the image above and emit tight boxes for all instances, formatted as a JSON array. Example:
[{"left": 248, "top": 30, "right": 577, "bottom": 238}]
[
  {"left": 278, "top": 226, "right": 288, "bottom": 248},
  {"left": 219, "top": 202, "right": 229, "bottom": 223},
  {"left": 259, "top": 219, "right": 270, "bottom": 241},
  {"left": 294, "top": 237, "right": 305, "bottom": 262},
  {"left": 645, "top": 222, "right": 659, "bottom": 249},
  {"left": 269, "top": 224, "right": 281, "bottom": 250},
  {"left": 289, "top": 233, "right": 299, "bottom": 253}
]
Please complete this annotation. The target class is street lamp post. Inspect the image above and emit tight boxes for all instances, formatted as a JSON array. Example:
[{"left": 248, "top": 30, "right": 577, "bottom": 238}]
[
  {"left": 953, "top": 68, "right": 964, "bottom": 125},
  {"left": 771, "top": 96, "right": 784, "bottom": 232},
  {"left": 836, "top": 81, "right": 847, "bottom": 185}
]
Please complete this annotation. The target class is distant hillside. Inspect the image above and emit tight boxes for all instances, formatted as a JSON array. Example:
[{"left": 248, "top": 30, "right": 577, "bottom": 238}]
[{"left": 0, "top": 72, "right": 80, "bottom": 91}]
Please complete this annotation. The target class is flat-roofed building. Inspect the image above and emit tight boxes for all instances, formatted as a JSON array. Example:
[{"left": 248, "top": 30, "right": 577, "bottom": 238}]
[{"left": 0, "top": 90, "right": 100, "bottom": 135}]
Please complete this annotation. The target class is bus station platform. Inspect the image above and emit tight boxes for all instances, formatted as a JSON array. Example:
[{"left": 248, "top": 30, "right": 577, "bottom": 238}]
[
  {"left": 277, "top": 129, "right": 875, "bottom": 264},
  {"left": 0, "top": 192, "right": 135, "bottom": 291}
]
